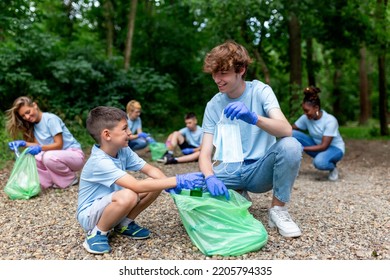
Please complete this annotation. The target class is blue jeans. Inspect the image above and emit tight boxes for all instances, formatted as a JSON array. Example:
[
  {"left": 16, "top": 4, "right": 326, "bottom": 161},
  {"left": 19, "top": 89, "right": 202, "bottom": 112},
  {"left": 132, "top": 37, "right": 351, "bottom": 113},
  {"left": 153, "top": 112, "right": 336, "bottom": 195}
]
[
  {"left": 128, "top": 138, "right": 148, "bottom": 151},
  {"left": 292, "top": 130, "right": 344, "bottom": 171},
  {"left": 213, "top": 137, "right": 302, "bottom": 203}
]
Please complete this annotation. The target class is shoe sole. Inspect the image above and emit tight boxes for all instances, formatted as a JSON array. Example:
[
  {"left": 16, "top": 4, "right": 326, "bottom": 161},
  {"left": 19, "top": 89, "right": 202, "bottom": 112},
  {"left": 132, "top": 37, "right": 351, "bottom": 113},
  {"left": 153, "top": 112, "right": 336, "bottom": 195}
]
[{"left": 82, "top": 240, "right": 111, "bottom": 254}]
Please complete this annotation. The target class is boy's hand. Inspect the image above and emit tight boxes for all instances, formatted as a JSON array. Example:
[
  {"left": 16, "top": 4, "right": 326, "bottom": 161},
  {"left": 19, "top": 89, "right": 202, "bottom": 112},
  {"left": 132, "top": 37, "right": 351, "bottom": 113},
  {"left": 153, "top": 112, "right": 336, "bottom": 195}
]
[
  {"left": 27, "top": 145, "right": 42, "bottom": 155},
  {"left": 181, "top": 148, "right": 194, "bottom": 155},
  {"left": 224, "top": 101, "right": 258, "bottom": 125},
  {"left": 8, "top": 140, "right": 26, "bottom": 150},
  {"left": 205, "top": 175, "right": 230, "bottom": 200},
  {"left": 171, "top": 172, "right": 205, "bottom": 193}
]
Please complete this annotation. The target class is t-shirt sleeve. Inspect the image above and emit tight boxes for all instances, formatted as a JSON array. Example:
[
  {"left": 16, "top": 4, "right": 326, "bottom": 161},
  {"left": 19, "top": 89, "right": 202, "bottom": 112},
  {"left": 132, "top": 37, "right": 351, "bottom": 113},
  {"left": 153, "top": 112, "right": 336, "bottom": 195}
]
[
  {"left": 323, "top": 116, "right": 339, "bottom": 137},
  {"left": 46, "top": 115, "right": 64, "bottom": 136},
  {"left": 294, "top": 115, "right": 308, "bottom": 130}
]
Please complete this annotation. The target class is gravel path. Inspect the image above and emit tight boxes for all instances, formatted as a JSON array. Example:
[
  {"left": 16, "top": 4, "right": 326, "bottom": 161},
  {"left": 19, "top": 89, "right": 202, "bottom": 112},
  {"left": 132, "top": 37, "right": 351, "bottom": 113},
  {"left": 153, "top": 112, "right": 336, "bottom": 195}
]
[{"left": 0, "top": 139, "right": 389, "bottom": 260}]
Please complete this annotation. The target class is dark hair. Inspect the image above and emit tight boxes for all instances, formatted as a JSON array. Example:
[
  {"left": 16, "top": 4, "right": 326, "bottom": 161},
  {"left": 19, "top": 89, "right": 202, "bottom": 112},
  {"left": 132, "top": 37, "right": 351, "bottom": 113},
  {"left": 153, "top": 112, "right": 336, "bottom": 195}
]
[
  {"left": 86, "top": 106, "right": 127, "bottom": 143},
  {"left": 185, "top": 112, "right": 197, "bottom": 120},
  {"left": 303, "top": 86, "right": 321, "bottom": 108}
]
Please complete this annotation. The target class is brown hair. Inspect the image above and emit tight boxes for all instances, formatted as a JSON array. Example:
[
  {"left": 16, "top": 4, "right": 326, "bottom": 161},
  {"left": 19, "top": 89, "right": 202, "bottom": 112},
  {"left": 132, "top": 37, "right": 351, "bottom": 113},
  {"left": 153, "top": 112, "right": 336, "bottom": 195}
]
[
  {"left": 303, "top": 86, "right": 321, "bottom": 108},
  {"left": 6, "top": 96, "right": 37, "bottom": 141},
  {"left": 203, "top": 40, "right": 252, "bottom": 79},
  {"left": 86, "top": 106, "right": 127, "bottom": 144}
]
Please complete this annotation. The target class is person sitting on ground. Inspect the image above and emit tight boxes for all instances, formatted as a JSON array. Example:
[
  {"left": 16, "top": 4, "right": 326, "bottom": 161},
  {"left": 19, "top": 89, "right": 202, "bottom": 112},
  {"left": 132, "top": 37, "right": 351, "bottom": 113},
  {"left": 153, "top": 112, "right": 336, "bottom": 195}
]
[
  {"left": 158, "top": 112, "right": 203, "bottom": 165},
  {"left": 76, "top": 106, "right": 204, "bottom": 254},
  {"left": 6, "top": 96, "right": 85, "bottom": 189},
  {"left": 126, "top": 100, "right": 155, "bottom": 151},
  {"left": 292, "top": 86, "right": 345, "bottom": 181}
]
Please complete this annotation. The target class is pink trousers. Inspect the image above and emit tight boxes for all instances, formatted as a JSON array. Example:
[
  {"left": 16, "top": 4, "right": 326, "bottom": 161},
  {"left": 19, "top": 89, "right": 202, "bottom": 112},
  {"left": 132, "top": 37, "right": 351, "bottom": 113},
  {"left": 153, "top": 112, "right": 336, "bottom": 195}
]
[{"left": 35, "top": 148, "right": 85, "bottom": 189}]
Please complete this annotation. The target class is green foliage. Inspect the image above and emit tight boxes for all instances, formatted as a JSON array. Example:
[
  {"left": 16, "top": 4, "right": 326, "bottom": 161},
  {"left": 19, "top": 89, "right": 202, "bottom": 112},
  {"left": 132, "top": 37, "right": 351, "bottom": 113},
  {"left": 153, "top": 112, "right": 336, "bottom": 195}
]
[{"left": 340, "top": 120, "right": 390, "bottom": 140}]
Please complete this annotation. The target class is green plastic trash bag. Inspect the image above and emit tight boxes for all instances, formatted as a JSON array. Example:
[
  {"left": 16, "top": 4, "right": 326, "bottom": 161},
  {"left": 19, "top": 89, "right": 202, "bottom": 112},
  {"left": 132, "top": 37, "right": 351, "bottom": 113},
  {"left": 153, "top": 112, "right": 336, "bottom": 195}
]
[
  {"left": 4, "top": 149, "right": 41, "bottom": 200},
  {"left": 171, "top": 189, "right": 268, "bottom": 256},
  {"left": 149, "top": 142, "right": 167, "bottom": 161}
]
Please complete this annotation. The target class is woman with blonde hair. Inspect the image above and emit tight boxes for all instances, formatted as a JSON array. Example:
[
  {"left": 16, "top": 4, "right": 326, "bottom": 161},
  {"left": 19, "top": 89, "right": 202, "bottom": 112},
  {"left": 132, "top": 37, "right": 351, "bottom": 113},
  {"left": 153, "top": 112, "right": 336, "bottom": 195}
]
[
  {"left": 6, "top": 96, "right": 85, "bottom": 189},
  {"left": 126, "top": 100, "right": 153, "bottom": 151}
]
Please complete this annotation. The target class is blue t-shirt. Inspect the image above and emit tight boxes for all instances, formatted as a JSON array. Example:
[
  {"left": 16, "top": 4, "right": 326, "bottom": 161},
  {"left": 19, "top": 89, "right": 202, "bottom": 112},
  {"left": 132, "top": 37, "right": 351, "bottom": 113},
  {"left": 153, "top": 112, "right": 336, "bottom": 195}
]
[
  {"left": 127, "top": 117, "right": 142, "bottom": 134},
  {"left": 294, "top": 110, "right": 345, "bottom": 154},
  {"left": 179, "top": 125, "right": 203, "bottom": 147},
  {"left": 77, "top": 144, "right": 146, "bottom": 230},
  {"left": 202, "top": 80, "right": 280, "bottom": 160},
  {"left": 34, "top": 112, "right": 81, "bottom": 149}
]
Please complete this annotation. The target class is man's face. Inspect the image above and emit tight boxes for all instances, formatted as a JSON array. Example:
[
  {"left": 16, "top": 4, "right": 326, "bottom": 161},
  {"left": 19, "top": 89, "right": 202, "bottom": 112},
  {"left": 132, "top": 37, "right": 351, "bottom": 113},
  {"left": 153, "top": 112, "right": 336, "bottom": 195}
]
[
  {"left": 185, "top": 118, "right": 197, "bottom": 131},
  {"left": 211, "top": 67, "right": 243, "bottom": 94}
]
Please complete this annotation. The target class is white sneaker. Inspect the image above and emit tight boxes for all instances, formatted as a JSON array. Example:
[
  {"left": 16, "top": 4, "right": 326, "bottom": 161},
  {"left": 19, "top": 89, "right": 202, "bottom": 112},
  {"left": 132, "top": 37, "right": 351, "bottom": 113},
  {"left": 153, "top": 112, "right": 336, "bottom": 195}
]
[
  {"left": 268, "top": 206, "right": 302, "bottom": 238},
  {"left": 328, "top": 168, "right": 339, "bottom": 181}
]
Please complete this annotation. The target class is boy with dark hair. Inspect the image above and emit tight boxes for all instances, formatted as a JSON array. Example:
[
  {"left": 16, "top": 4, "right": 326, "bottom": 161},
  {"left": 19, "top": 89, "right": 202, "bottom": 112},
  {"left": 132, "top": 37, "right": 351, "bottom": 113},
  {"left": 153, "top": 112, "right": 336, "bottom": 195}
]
[{"left": 77, "top": 106, "right": 204, "bottom": 254}]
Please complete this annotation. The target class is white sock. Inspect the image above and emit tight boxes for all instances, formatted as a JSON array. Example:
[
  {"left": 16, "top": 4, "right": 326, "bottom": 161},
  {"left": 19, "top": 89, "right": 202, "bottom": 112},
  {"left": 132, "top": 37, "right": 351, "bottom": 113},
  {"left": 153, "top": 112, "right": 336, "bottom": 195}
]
[
  {"left": 119, "top": 217, "right": 133, "bottom": 228},
  {"left": 90, "top": 225, "right": 109, "bottom": 236}
]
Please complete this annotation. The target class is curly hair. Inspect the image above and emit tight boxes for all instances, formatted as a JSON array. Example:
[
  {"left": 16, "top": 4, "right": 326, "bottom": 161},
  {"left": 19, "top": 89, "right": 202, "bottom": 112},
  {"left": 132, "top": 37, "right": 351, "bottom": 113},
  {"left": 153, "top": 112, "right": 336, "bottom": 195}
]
[
  {"left": 203, "top": 40, "right": 252, "bottom": 79},
  {"left": 303, "top": 86, "right": 321, "bottom": 108}
]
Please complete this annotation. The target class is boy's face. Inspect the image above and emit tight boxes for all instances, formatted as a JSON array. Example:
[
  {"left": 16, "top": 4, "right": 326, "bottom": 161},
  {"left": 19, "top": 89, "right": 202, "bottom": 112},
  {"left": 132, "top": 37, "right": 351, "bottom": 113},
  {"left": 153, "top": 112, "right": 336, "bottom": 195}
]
[
  {"left": 108, "top": 118, "right": 131, "bottom": 148},
  {"left": 211, "top": 67, "right": 244, "bottom": 95},
  {"left": 185, "top": 117, "right": 197, "bottom": 131}
]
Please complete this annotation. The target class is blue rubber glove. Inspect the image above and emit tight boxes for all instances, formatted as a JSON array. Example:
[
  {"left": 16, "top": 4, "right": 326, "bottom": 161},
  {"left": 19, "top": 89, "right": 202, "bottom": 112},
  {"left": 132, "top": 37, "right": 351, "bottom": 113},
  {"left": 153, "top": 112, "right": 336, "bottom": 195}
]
[
  {"left": 8, "top": 140, "right": 26, "bottom": 151},
  {"left": 224, "top": 101, "right": 258, "bottom": 125},
  {"left": 181, "top": 148, "right": 194, "bottom": 155},
  {"left": 138, "top": 132, "right": 149, "bottom": 139},
  {"left": 168, "top": 172, "right": 205, "bottom": 194},
  {"left": 205, "top": 175, "right": 230, "bottom": 200},
  {"left": 146, "top": 136, "right": 156, "bottom": 144},
  {"left": 27, "top": 145, "right": 42, "bottom": 155}
]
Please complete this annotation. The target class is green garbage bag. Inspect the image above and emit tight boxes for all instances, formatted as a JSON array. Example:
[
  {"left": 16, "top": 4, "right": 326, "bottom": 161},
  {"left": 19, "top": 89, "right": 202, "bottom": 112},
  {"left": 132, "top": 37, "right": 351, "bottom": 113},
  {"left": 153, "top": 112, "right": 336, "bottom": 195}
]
[
  {"left": 171, "top": 189, "right": 268, "bottom": 256},
  {"left": 149, "top": 142, "right": 167, "bottom": 161},
  {"left": 4, "top": 149, "right": 41, "bottom": 200}
]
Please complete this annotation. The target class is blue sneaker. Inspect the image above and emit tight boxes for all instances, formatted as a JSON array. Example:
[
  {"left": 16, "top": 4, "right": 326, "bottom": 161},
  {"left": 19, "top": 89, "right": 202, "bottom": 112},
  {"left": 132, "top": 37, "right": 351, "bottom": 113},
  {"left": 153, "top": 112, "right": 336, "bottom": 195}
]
[
  {"left": 83, "top": 231, "right": 111, "bottom": 254},
  {"left": 115, "top": 221, "right": 150, "bottom": 239}
]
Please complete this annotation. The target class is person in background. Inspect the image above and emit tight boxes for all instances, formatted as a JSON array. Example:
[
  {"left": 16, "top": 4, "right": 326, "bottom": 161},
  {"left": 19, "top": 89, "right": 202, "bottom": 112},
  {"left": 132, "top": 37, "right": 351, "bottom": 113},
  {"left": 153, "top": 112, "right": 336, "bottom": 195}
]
[
  {"left": 77, "top": 106, "right": 204, "bottom": 254},
  {"left": 292, "top": 86, "right": 345, "bottom": 181},
  {"left": 6, "top": 96, "right": 85, "bottom": 189},
  {"left": 199, "top": 40, "right": 303, "bottom": 238},
  {"left": 126, "top": 100, "right": 154, "bottom": 151},
  {"left": 158, "top": 112, "right": 203, "bottom": 165}
]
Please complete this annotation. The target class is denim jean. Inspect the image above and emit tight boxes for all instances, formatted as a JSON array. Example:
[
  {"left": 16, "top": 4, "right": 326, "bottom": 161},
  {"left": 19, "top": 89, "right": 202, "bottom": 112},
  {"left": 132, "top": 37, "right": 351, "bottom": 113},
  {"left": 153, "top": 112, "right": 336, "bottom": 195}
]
[
  {"left": 128, "top": 138, "right": 148, "bottom": 151},
  {"left": 213, "top": 137, "right": 302, "bottom": 203},
  {"left": 292, "top": 130, "right": 344, "bottom": 171}
]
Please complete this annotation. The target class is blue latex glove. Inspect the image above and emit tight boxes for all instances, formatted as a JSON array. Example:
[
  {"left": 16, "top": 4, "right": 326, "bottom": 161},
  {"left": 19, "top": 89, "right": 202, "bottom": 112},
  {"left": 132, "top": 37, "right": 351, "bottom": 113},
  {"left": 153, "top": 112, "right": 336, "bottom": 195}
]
[
  {"left": 181, "top": 148, "right": 194, "bottom": 155},
  {"left": 146, "top": 136, "right": 156, "bottom": 144},
  {"left": 8, "top": 140, "right": 26, "bottom": 151},
  {"left": 27, "top": 145, "right": 42, "bottom": 155},
  {"left": 168, "top": 172, "right": 205, "bottom": 194},
  {"left": 224, "top": 101, "right": 258, "bottom": 125},
  {"left": 205, "top": 175, "right": 230, "bottom": 200},
  {"left": 138, "top": 132, "right": 149, "bottom": 139}
]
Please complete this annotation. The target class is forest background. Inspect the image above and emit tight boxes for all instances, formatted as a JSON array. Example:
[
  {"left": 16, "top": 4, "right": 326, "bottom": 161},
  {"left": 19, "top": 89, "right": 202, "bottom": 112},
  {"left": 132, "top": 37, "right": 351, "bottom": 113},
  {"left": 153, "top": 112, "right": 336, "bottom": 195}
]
[{"left": 0, "top": 0, "right": 389, "bottom": 165}]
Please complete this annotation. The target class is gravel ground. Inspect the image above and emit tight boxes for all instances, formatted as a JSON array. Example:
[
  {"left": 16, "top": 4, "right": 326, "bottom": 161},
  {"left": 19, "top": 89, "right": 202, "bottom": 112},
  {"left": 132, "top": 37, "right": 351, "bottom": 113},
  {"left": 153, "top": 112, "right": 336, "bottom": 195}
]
[{"left": 0, "top": 139, "right": 389, "bottom": 260}]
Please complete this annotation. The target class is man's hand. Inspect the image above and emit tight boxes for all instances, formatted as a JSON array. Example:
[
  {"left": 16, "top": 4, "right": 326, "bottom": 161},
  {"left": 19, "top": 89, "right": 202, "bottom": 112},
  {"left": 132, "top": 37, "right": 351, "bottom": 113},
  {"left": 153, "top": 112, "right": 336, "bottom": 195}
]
[
  {"left": 224, "top": 101, "right": 257, "bottom": 125},
  {"left": 205, "top": 175, "right": 230, "bottom": 200}
]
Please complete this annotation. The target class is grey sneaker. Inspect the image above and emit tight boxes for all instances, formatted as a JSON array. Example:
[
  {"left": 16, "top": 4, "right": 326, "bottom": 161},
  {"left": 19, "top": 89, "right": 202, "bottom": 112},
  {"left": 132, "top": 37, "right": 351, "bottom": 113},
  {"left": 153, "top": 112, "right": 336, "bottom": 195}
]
[
  {"left": 268, "top": 206, "right": 302, "bottom": 238},
  {"left": 328, "top": 168, "right": 339, "bottom": 181}
]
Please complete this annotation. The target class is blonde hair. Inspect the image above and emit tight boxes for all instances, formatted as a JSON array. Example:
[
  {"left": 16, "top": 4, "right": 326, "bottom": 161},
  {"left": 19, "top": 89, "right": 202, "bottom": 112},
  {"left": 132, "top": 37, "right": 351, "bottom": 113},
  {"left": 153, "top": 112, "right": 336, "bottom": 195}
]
[
  {"left": 126, "top": 100, "right": 142, "bottom": 115},
  {"left": 6, "top": 96, "right": 37, "bottom": 141}
]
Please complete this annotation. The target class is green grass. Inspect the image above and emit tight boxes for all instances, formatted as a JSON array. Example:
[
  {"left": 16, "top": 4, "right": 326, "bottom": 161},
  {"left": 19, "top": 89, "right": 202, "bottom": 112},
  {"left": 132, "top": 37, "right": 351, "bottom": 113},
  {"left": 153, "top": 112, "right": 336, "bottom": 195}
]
[{"left": 339, "top": 120, "right": 390, "bottom": 140}]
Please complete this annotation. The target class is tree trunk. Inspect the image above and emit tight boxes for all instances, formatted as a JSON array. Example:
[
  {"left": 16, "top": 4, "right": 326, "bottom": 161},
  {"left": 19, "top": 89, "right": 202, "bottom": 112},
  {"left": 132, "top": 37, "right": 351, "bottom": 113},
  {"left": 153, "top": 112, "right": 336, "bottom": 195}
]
[
  {"left": 288, "top": 11, "right": 302, "bottom": 117},
  {"left": 377, "top": 0, "right": 388, "bottom": 135},
  {"left": 103, "top": 0, "right": 114, "bottom": 58},
  {"left": 124, "top": 0, "right": 138, "bottom": 70},
  {"left": 253, "top": 49, "right": 271, "bottom": 85},
  {"left": 306, "top": 37, "right": 315, "bottom": 86},
  {"left": 358, "top": 46, "right": 370, "bottom": 125}
]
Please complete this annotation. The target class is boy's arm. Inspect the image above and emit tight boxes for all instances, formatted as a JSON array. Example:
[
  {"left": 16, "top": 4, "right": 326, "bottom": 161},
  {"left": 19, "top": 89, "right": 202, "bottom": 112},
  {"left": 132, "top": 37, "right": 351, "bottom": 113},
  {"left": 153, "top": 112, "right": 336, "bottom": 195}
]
[
  {"left": 115, "top": 173, "right": 174, "bottom": 193},
  {"left": 140, "top": 163, "right": 167, "bottom": 179}
]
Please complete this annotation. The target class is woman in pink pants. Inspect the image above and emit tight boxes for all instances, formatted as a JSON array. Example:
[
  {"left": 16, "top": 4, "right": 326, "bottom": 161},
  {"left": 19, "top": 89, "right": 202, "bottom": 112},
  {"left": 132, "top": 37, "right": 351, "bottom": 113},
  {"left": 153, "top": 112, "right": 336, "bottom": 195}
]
[{"left": 6, "top": 96, "right": 85, "bottom": 189}]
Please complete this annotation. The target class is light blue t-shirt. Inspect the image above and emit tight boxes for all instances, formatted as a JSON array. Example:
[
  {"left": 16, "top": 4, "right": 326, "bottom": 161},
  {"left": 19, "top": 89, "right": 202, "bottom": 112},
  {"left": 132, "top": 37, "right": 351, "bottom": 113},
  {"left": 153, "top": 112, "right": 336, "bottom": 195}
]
[
  {"left": 34, "top": 112, "right": 81, "bottom": 149},
  {"left": 77, "top": 144, "right": 146, "bottom": 230},
  {"left": 127, "top": 117, "right": 142, "bottom": 134},
  {"left": 294, "top": 110, "right": 345, "bottom": 154},
  {"left": 179, "top": 125, "right": 203, "bottom": 147},
  {"left": 202, "top": 80, "right": 280, "bottom": 160}
]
